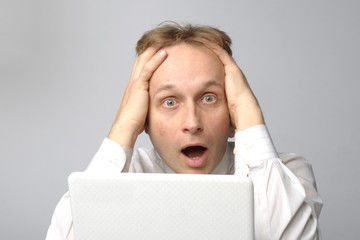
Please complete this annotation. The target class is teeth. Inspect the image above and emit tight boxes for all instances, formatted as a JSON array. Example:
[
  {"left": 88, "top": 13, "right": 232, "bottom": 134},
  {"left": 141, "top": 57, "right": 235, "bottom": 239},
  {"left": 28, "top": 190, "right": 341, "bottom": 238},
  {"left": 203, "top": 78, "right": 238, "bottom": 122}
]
[{"left": 190, "top": 156, "right": 200, "bottom": 160}]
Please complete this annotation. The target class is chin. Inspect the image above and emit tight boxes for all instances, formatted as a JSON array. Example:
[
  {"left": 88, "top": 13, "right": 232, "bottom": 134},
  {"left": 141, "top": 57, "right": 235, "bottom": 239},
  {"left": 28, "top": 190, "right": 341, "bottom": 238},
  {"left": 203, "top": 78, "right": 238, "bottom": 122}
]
[{"left": 179, "top": 167, "right": 212, "bottom": 175}]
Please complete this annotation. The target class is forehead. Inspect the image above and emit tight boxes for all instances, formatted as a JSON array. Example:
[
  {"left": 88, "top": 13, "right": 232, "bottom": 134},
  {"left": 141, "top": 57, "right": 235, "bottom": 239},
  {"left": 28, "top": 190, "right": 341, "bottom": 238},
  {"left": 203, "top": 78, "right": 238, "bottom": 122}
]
[{"left": 150, "top": 43, "right": 224, "bottom": 90}]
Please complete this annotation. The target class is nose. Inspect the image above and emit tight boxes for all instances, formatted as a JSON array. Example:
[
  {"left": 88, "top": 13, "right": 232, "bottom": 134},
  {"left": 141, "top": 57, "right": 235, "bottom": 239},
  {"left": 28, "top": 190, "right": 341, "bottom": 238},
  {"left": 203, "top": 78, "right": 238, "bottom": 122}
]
[{"left": 182, "top": 103, "right": 203, "bottom": 134}]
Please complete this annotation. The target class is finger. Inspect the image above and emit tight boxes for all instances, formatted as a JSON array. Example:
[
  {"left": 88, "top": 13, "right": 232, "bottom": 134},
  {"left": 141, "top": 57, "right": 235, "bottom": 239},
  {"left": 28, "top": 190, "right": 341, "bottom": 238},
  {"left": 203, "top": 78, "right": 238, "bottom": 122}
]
[
  {"left": 122, "top": 48, "right": 159, "bottom": 107},
  {"left": 132, "top": 47, "right": 158, "bottom": 79},
  {"left": 208, "top": 46, "right": 252, "bottom": 93},
  {"left": 137, "top": 49, "right": 167, "bottom": 82},
  {"left": 209, "top": 45, "right": 238, "bottom": 68},
  {"left": 122, "top": 49, "right": 167, "bottom": 104}
]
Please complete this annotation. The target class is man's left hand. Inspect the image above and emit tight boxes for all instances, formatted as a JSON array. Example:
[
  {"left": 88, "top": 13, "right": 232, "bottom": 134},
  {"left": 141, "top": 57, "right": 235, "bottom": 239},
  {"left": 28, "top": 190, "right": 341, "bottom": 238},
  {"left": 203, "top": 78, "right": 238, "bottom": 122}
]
[{"left": 211, "top": 46, "right": 265, "bottom": 131}]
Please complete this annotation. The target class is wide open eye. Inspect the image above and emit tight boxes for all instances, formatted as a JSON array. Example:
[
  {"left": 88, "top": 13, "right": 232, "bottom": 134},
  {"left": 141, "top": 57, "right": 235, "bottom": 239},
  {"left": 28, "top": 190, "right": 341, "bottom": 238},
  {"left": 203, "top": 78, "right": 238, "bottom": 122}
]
[
  {"left": 203, "top": 95, "right": 216, "bottom": 103},
  {"left": 163, "top": 99, "right": 177, "bottom": 107}
]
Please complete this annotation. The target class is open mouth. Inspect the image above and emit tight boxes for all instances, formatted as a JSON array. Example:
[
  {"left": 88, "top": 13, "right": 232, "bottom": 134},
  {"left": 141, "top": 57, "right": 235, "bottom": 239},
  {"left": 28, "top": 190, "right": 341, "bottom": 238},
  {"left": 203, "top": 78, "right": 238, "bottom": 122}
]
[{"left": 181, "top": 146, "right": 207, "bottom": 160}]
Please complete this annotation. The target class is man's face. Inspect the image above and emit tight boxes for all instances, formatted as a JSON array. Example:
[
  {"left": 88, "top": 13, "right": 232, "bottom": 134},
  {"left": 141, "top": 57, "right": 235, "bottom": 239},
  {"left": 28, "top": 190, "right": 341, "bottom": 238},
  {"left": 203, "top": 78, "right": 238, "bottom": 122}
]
[{"left": 146, "top": 43, "right": 234, "bottom": 174}]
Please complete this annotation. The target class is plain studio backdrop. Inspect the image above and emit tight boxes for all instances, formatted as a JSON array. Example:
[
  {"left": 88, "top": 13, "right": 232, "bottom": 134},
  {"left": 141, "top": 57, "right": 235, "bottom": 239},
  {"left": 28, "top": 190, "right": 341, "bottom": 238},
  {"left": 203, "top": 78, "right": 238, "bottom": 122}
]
[{"left": 1, "top": 0, "right": 359, "bottom": 239}]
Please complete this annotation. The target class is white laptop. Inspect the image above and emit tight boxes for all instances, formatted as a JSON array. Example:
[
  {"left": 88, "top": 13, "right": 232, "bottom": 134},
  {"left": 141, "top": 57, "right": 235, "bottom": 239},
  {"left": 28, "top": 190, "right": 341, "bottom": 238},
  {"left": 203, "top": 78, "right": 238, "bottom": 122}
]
[{"left": 68, "top": 172, "right": 254, "bottom": 240}]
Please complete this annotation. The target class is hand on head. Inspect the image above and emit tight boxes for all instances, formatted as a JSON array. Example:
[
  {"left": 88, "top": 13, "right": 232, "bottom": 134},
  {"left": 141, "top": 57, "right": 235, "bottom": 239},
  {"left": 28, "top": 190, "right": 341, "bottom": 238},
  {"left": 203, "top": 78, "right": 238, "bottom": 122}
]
[
  {"left": 108, "top": 48, "right": 167, "bottom": 148},
  {"left": 209, "top": 45, "right": 264, "bottom": 131}
]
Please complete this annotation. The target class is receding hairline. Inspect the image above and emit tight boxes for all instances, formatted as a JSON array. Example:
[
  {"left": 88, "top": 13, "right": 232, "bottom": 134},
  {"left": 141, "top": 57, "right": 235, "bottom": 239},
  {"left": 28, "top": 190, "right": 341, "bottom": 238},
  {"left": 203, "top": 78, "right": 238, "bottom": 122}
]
[{"left": 135, "top": 22, "right": 232, "bottom": 56}]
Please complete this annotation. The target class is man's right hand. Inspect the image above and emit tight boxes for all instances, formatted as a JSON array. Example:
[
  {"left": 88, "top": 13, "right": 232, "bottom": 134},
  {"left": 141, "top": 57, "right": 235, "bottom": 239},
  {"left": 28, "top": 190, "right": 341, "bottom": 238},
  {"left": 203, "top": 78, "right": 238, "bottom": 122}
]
[{"left": 108, "top": 48, "right": 168, "bottom": 148}]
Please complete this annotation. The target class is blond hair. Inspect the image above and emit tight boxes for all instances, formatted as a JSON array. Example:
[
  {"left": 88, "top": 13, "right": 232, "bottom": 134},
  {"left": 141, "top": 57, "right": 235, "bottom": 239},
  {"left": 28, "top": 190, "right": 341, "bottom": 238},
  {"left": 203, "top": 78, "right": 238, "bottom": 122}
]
[{"left": 136, "top": 22, "right": 232, "bottom": 56}]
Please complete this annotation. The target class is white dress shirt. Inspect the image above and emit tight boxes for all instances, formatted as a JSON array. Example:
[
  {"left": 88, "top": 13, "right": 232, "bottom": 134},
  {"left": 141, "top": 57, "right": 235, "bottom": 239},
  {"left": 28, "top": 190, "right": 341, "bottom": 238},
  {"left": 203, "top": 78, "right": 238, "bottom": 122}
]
[{"left": 45, "top": 125, "right": 322, "bottom": 240}]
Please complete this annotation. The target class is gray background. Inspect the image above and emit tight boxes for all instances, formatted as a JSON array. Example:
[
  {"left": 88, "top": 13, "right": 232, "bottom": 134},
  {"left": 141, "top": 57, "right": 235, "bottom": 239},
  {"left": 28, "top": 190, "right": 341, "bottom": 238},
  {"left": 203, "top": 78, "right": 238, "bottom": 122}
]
[{"left": 1, "top": 0, "right": 359, "bottom": 239}]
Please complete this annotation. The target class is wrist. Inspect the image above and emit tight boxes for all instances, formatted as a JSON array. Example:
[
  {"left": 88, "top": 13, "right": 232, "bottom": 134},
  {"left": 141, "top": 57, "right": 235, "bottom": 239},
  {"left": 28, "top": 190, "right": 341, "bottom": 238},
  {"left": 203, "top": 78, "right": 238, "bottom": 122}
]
[
  {"left": 108, "top": 123, "right": 139, "bottom": 148},
  {"left": 234, "top": 105, "right": 264, "bottom": 131}
]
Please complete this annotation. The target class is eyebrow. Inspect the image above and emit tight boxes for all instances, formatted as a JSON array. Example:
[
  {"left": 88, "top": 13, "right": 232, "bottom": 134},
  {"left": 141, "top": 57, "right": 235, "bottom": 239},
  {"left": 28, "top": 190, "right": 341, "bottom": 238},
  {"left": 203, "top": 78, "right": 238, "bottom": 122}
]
[
  {"left": 154, "top": 84, "right": 175, "bottom": 95},
  {"left": 154, "top": 79, "right": 223, "bottom": 96}
]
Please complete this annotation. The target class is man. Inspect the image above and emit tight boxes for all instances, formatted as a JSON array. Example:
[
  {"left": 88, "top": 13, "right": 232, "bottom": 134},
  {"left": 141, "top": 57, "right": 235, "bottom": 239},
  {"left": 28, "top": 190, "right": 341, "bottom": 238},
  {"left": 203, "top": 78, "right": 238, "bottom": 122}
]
[{"left": 46, "top": 23, "right": 322, "bottom": 239}]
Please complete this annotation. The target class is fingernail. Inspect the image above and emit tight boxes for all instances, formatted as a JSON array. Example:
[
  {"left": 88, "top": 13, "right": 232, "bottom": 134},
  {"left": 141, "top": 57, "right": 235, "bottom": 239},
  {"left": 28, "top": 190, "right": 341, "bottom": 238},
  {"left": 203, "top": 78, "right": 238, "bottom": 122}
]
[{"left": 158, "top": 49, "right": 166, "bottom": 56}]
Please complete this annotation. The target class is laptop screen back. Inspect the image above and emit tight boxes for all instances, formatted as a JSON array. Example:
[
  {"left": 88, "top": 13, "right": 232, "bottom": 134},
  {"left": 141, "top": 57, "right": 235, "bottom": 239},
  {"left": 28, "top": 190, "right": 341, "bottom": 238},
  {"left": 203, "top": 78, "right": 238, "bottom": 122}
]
[{"left": 68, "top": 172, "right": 254, "bottom": 240}]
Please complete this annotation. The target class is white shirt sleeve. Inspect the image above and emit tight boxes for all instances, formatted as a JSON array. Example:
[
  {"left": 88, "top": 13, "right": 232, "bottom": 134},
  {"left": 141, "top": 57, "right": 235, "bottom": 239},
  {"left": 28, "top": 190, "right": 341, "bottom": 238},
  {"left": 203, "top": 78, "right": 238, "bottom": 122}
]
[
  {"left": 46, "top": 126, "right": 323, "bottom": 240},
  {"left": 45, "top": 138, "right": 130, "bottom": 240},
  {"left": 86, "top": 138, "right": 133, "bottom": 173},
  {"left": 234, "top": 125, "right": 323, "bottom": 239}
]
